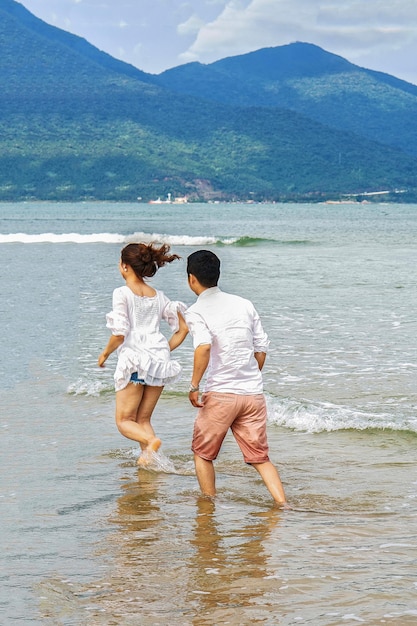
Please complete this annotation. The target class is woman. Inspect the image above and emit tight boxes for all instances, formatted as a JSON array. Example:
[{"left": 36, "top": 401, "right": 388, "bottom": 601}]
[{"left": 98, "top": 242, "right": 188, "bottom": 464}]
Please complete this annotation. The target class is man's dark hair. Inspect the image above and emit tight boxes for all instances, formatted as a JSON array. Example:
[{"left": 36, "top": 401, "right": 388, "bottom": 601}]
[{"left": 187, "top": 250, "right": 220, "bottom": 287}]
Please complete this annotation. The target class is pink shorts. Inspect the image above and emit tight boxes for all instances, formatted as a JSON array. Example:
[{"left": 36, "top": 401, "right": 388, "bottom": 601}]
[{"left": 192, "top": 392, "right": 270, "bottom": 464}]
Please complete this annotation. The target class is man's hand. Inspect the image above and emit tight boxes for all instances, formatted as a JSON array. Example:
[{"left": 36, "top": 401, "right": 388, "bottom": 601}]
[
  {"left": 188, "top": 344, "right": 210, "bottom": 408},
  {"left": 189, "top": 390, "right": 203, "bottom": 408}
]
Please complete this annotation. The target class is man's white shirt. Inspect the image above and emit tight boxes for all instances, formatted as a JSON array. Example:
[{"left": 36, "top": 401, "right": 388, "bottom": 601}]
[{"left": 185, "top": 287, "right": 269, "bottom": 394}]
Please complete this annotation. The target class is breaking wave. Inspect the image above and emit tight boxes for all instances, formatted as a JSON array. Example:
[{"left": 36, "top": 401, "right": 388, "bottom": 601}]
[
  {"left": 67, "top": 378, "right": 417, "bottom": 435},
  {"left": 267, "top": 395, "right": 417, "bottom": 434},
  {"left": 0, "top": 231, "right": 236, "bottom": 244},
  {"left": 0, "top": 232, "right": 313, "bottom": 246}
]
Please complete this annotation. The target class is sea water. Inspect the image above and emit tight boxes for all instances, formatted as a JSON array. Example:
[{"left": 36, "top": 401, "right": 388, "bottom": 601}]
[{"left": 0, "top": 201, "right": 416, "bottom": 624}]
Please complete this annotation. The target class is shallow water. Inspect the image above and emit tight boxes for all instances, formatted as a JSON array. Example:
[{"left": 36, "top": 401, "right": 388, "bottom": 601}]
[
  {"left": 3, "top": 378, "right": 417, "bottom": 624},
  {"left": 1, "top": 201, "right": 417, "bottom": 624}
]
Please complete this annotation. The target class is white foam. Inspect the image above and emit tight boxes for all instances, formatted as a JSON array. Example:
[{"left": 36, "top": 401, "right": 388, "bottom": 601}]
[
  {"left": 266, "top": 395, "right": 417, "bottom": 433},
  {"left": 0, "top": 232, "right": 125, "bottom": 243},
  {"left": 144, "top": 451, "right": 178, "bottom": 473},
  {"left": 0, "top": 231, "right": 238, "bottom": 245},
  {"left": 67, "top": 378, "right": 110, "bottom": 396}
]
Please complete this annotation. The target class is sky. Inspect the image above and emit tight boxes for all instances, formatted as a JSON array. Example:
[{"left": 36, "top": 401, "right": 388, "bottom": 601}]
[{"left": 17, "top": 0, "right": 417, "bottom": 84}]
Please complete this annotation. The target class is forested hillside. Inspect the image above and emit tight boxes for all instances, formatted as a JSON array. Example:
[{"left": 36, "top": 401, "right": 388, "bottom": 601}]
[
  {"left": 156, "top": 43, "right": 417, "bottom": 159},
  {"left": 1, "top": 0, "right": 416, "bottom": 202}
]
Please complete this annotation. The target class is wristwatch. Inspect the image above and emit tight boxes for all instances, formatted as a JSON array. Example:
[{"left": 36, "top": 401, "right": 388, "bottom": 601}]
[{"left": 189, "top": 383, "right": 199, "bottom": 393}]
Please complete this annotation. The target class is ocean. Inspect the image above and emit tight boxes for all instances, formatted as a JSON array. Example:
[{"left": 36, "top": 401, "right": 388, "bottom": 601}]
[{"left": 1, "top": 201, "right": 416, "bottom": 625}]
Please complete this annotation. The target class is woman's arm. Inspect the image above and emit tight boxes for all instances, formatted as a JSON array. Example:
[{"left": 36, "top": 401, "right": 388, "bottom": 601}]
[
  {"left": 98, "top": 334, "right": 125, "bottom": 367},
  {"left": 169, "top": 312, "right": 188, "bottom": 351}
]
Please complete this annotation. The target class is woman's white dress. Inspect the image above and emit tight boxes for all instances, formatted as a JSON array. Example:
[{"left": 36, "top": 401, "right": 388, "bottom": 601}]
[{"left": 106, "top": 285, "right": 186, "bottom": 391}]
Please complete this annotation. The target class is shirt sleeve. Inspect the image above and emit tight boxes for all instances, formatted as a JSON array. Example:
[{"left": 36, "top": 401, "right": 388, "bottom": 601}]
[
  {"left": 184, "top": 309, "right": 212, "bottom": 349},
  {"left": 159, "top": 291, "right": 188, "bottom": 332},
  {"left": 105, "top": 288, "right": 130, "bottom": 336},
  {"left": 252, "top": 306, "right": 270, "bottom": 353}
]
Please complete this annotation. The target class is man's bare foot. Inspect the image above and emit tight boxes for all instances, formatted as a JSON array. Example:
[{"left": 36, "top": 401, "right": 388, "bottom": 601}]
[{"left": 275, "top": 501, "right": 292, "bottom": 510}]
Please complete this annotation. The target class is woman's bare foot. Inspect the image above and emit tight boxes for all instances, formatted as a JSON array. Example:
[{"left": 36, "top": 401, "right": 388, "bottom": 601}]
[
  {"left": 148, "top": 437, "right": 161, "bottom": 453},
  {"left": 137, "top": 437, "right": 161, "bottom": 466}
]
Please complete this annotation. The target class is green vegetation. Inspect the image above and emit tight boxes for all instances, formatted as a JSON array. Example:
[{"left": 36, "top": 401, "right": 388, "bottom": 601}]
[
  {"left": 1, "top": 1, "right": 416, "bottom": 202},
  {"left": 157, "top": 43, "right": 417, "bottom": 159}
]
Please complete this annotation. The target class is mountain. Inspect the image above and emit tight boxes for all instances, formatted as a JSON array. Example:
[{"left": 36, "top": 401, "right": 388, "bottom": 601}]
[
  {"left": 1, "top": 1, "right": 416, "bottom": 202},
  {"left": 155, "top": 43, "right": 417, "bottom": 159},
  {"left": 0, "top": 0, "right": 153, "bottom": 86}
]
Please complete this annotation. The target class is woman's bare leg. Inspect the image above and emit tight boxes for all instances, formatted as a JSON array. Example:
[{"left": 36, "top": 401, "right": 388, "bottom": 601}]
[
  {"left": 135, "top": 385, "right": 164, "bottom": 456},
  {"left": 115, "top": 383, "right": 162, "bottom": 451}
]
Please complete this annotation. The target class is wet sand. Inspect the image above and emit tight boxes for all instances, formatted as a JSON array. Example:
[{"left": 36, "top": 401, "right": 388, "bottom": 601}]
[{"left": 29, "top": 394, "right": 417, "bottom": 625}]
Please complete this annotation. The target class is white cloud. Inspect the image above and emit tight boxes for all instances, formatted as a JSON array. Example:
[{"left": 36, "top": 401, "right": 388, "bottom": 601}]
[
  {"left": 17, "top": 0, "right": 417, "bottom": 82},
  {"left": 177, "top": 14, "right": 205, "bottom": 36},
  {"left": 179, "top": 0, "right": 417, "bottom": 82}
]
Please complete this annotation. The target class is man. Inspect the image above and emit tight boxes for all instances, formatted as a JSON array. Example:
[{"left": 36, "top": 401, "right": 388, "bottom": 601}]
[{"left": 185, "top": 250, "right": 289, "bottom": 508}]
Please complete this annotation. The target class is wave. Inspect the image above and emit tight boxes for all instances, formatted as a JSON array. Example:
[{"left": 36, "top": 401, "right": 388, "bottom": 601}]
[
  {"left": 231, "top": 236, "right": 313, "bottom": 246},
  {"left": 67, "top": 379, "right": 112, "bottom": 396},
  {"left": 267, "top": 396, "right": 417, "bottom": 434},
  {"left": 66, "top": 377, "right": 192, "bottom": 397},
  {"left": 69, "top": 379, "right": 417, "bottom": 435},
  {"left": 0, "top": 232, "right": 313, "bottom": 246},
  {"left": 0, "top": 231, "right": 238, "bottom": 245}
]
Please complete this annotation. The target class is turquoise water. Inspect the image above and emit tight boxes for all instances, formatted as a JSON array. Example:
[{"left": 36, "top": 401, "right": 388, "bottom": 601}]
[{"left": 1, "top": 201, "right": 416, "bottom": 624}]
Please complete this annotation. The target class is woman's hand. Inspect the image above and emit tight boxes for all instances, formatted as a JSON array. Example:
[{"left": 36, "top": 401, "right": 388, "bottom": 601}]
[
  {"left": 97, "top": 335, "right": 124, "bottom": 368},
  {"left": 169, "top": 312, "right": 189, "bottom": 351},
  {"left": 98, "top": 352, "right": 108, "bottom": 368}
]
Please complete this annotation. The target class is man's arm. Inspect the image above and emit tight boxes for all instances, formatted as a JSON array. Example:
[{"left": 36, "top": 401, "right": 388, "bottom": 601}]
[
  {"left": 189, "top": 343, "right": 211, "bottom": 408},
  {"left": 254, "top": 351, "right": 266, "bottom": 371}
]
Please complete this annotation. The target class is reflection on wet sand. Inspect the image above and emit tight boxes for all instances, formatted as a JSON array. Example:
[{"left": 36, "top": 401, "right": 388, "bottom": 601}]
[
  {"left": 36, "top": 469, "right": 285, "bottom": 623},
  {"left": 36, "top": 443, "right": 417, "bottom": 625},
  {"left": 100, "top": 470, "right": 196, "bottom": 619},
  {"left": 187, "top": 497, "right": 283, "bottom": 625},
  {"left": 102, "top": 473, "right": 284, "bottom": 624}
]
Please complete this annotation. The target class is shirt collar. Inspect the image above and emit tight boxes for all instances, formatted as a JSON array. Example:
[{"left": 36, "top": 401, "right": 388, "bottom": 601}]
[{"left": 197, "top": 286, "right": 221, "bottom": 300}]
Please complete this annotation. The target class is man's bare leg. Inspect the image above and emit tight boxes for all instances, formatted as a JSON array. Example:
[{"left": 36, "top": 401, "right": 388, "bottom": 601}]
[
  {"left": 194, "top": 454, "right": 216, "bottom": 498},
  {"left": 252, "top": 461, "right": 290, "bottom": 508}
]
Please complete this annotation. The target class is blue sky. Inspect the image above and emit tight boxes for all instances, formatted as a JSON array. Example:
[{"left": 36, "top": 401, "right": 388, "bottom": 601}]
[{"left": 18, "top": 0, "right": 417, "bottom": 84}]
